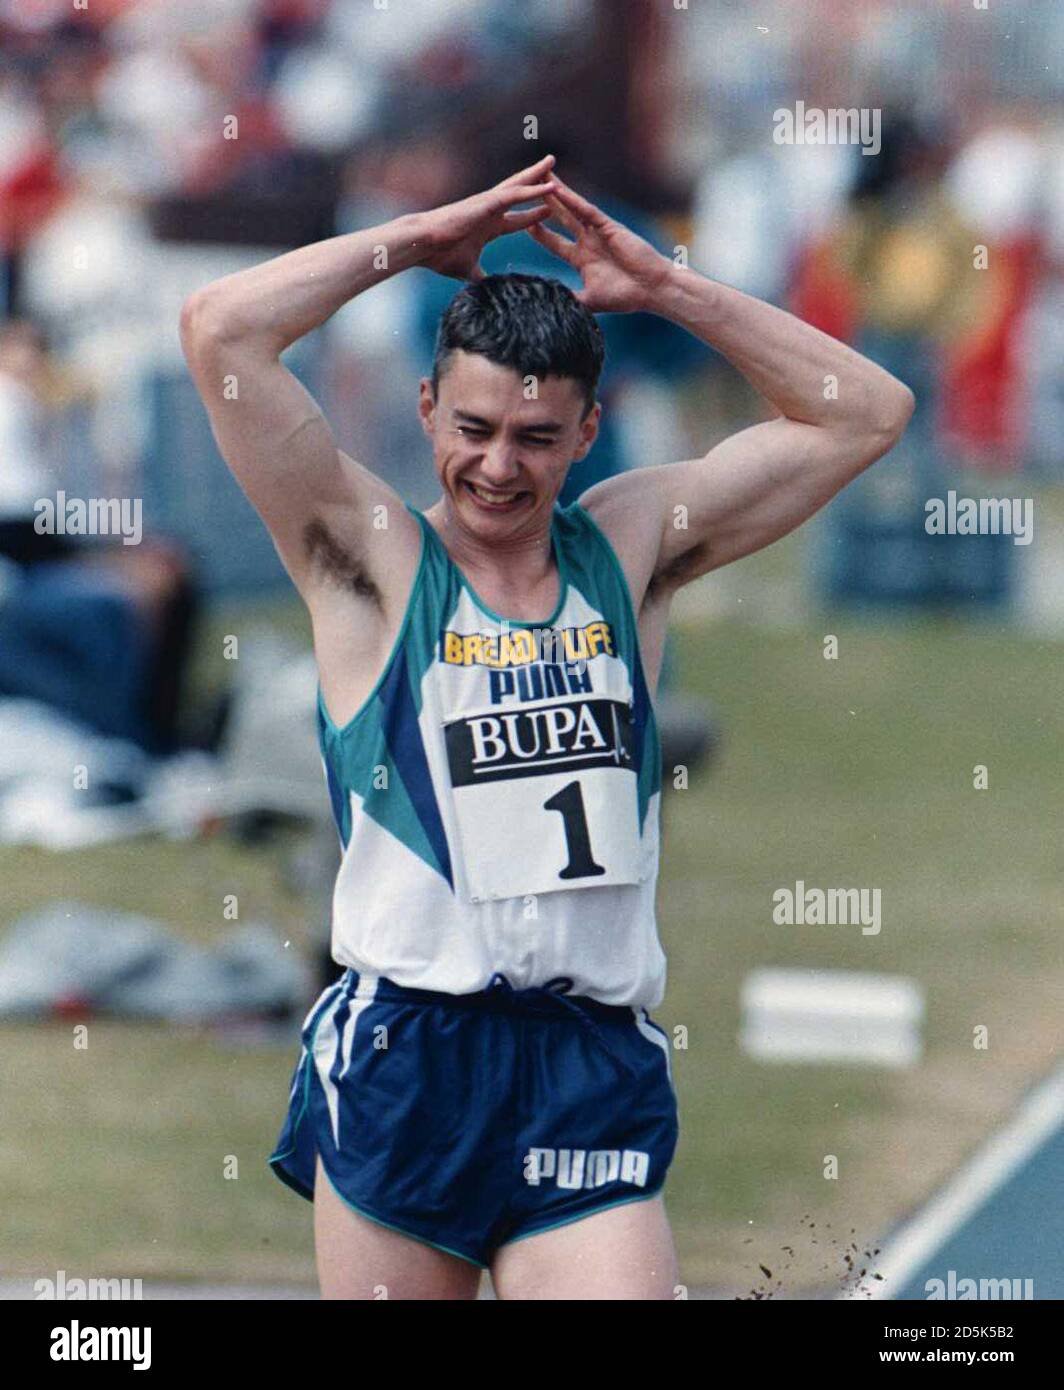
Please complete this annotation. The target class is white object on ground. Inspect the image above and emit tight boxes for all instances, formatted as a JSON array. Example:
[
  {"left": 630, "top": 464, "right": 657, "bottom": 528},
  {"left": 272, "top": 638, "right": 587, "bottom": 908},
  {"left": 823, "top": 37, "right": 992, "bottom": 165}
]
[{"left": 740, "top": 967, "right": 924, "bottom": 1067}]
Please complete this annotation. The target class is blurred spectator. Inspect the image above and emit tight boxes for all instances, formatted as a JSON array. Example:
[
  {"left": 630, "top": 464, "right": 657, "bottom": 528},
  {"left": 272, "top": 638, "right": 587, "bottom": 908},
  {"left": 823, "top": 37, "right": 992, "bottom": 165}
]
[
  {"left": 0, "top": 75, "right": 66, "bottom": 312},
  {"left": 0, "top": 318, "right": 199, "bottom": 752},
  {"left": 0, "top": 318, "right": 64, "bottom": 550},
  {"left": 785, "top": 112, "right": 1055, "bottom": 477},
  {"left": 939, "top": 119, "right": 1049, "bottom": 471}
]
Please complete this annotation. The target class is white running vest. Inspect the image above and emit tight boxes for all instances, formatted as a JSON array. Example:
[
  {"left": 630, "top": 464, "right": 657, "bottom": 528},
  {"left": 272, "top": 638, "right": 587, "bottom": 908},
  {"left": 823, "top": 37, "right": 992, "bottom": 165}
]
[{"left": 318, "top": 501, "right": 666, "bottom": 1008}]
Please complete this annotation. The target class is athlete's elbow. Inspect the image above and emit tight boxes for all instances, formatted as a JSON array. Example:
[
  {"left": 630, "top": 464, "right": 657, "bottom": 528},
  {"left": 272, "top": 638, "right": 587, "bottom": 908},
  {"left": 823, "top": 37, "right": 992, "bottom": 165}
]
[
  {"left": 882, "top": 380, "right": 916, "bottom": 439},
  {"left": 873, "top": 378, "right": 915, "bottom": 443},
  {"left": 180, "top": 287, "right": 234, "bottom": 366},
  {"left": 850, "top": 379, "right": 915, "bottom": 466},
  {"left": 180, "top": 284, "right": 270, "bottom": 368}
]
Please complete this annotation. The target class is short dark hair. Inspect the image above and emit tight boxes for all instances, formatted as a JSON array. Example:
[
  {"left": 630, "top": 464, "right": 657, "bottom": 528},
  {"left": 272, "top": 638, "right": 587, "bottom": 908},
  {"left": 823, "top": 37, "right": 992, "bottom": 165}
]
[{"left": 431, "top": 273, "right": 605, "bottom": 417}]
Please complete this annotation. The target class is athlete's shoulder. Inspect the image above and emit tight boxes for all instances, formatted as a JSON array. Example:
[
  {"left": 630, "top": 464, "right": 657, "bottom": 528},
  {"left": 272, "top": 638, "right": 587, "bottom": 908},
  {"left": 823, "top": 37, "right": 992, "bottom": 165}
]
[{"left": 561, "top": 472, "right": 665, "bottom": 614}]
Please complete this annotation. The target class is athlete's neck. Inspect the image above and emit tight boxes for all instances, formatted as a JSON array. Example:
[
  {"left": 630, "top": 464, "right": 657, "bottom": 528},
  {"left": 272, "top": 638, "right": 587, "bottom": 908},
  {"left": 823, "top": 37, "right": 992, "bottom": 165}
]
[{"left": 425, "top": 497, "right": 557, "bottom": 602}]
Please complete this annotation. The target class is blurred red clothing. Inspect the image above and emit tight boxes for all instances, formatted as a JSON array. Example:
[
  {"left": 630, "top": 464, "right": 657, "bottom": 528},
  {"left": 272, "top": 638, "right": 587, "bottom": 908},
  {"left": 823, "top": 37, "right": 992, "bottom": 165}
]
[
  {"left": 937, "top": 233, "right": 1042, "bottom": 469},
  {"left": 0, "top": 144, "right": 66, "bottom": 254},
  {"left": 789, "top": 234, "right": 860, "bottom": 346}
]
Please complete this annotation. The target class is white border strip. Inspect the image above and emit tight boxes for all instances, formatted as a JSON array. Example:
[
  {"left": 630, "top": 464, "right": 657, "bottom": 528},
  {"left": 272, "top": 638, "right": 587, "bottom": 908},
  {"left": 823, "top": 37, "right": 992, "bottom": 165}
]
[{"left": 843, "top": 1061, "right": 1064, "bottom": 1299}]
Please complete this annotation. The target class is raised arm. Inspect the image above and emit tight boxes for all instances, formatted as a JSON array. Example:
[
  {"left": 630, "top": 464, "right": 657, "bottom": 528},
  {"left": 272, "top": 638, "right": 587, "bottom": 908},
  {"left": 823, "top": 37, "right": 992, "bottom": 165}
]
[
  {"left": 531, "top": 176, "right": 914, "bottom": 597},
  {"left": 179, "top": 156, "right": 558, "bottom": 601}
]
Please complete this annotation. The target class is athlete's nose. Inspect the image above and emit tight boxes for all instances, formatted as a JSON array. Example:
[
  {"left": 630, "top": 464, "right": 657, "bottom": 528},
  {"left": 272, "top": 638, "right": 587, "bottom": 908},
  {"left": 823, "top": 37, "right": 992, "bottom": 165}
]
[{"left": 479, "top": 445, "right": 522, "bottom": 487}]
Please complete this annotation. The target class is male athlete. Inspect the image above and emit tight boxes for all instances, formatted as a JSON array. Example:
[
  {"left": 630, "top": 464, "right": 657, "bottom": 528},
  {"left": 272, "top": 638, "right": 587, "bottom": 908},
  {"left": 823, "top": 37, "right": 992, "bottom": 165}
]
[{"left": 181, "top": 154, "right": 913, "bottom": 1300}]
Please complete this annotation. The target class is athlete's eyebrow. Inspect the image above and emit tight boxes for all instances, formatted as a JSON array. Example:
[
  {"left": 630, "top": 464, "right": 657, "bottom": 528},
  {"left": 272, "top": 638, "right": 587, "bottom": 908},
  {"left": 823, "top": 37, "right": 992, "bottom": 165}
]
[{"left": 452, "top": 410, "right": 564, "bottom": 433}]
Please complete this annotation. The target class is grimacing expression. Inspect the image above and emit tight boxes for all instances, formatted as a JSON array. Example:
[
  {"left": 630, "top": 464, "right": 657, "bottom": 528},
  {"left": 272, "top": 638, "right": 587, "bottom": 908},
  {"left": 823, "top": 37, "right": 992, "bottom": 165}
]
[{"left": 419, "top": 351, "right": 600, "bottom": 529}]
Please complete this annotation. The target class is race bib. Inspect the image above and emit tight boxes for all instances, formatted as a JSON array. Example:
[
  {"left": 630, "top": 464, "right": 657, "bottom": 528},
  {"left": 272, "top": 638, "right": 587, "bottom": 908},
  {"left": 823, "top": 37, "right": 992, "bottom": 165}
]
[{"left": 443, "top": 695, "right": 645, "bottom": 903}]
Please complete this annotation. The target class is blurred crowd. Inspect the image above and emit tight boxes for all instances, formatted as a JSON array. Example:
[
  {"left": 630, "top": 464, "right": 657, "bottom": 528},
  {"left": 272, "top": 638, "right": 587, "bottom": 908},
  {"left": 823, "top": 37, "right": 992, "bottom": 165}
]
[
  {"left": 0, "top": 0, "right": 621, "bottom": 491},
  {"left": 692, "top": 112, "right": 1064, "bottom": 478},
  {"left": 2, "top": 0, "right": 1062, "bottom": 468},
  {"left": 0, "top": 0, "right": 601, "bottom": 207},
  {"left": 0, "top": 0, "right": 1062, "bottom": 760}
]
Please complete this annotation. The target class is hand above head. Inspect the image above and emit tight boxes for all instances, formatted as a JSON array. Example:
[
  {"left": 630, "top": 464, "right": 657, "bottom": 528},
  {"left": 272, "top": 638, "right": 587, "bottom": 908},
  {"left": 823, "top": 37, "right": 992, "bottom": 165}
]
[
  {"left": 417, "top": 154, "right": 559, "bottom": 282},
  {"left": 527, "top": 176, "right": 674, "bottom": 314}
]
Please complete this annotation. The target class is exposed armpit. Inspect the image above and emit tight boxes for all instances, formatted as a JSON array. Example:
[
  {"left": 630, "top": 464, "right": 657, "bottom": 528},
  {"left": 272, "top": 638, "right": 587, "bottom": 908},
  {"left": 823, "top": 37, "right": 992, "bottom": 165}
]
[
  {"left": 303, "top": 516, "right": 382, "bottom": 606},
  {"left": 648, "top": 536, "right": 713, "bottom": 594}
]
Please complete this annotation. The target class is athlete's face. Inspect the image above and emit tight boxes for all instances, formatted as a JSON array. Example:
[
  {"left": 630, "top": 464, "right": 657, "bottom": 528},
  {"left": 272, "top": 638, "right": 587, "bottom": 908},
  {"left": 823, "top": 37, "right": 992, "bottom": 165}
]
[{"left": 419, "top": 351, "right": 599, "bottom": 535}]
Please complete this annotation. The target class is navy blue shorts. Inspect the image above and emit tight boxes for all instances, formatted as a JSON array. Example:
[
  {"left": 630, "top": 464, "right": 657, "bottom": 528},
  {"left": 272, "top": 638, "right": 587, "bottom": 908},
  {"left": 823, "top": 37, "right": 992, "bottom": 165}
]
[{"left": 269, "top": 969, "right": 679, "bottom": 1268}]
